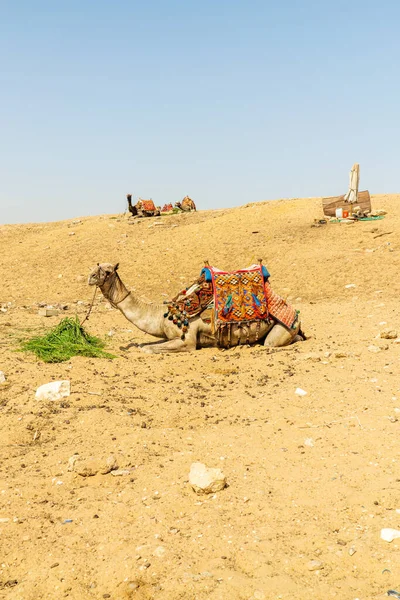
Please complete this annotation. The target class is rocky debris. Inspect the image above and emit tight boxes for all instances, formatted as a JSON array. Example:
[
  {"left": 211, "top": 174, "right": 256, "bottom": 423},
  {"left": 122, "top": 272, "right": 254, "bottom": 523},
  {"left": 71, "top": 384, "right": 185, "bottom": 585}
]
[
  {"left": 381, "top": 528, "right": 400, "bottom": 542},
  {"left": 295, "top": 388, "right": 307, "bottom": 396},
  {"left": 189, "top": 462, "right": 227, "bottom": 495},
  {"left": 72, "top": 455, "right": 118, "bottom": 477},
  {"left": 38, "top": 307, "right": 59, "bottom": 317},
  {"left": 371, "top": 209, "right": 387, "bottom": 216},
  {"left": 368, "top": 344, "right": 388, "bottom": 353},
  {"left": 110, "top": 468, "right": 135, "bottom": 476},
  {"left": 0, "top": 372, "right": 6, "bottom": 384},
  {"left": 307, "top": 559, "right": 324, "bottom": 571},
  {"left": 35, "top": 380, "right": 70, "bottom": 401},
  {"left": 381, "top": 328, "right": 398, "bottom": 339}
]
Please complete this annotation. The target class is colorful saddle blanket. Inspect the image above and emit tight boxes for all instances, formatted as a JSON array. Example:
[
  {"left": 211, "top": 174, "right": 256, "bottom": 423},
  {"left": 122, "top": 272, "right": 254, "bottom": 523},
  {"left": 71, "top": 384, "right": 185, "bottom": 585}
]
[
  {"left": 164, "top": 264, "right": 298, "bottom": 341},
  {"left": 138, "top": 199, "right": 157, "bottom": 213},
  {"left": 208, "top": 265, "right": 269, "bottom": 328}
]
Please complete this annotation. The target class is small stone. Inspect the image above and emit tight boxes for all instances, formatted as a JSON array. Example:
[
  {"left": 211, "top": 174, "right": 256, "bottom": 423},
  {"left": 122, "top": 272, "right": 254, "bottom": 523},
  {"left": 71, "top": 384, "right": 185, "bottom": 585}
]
[
  {"left": 68, "top": 232, "right": 76, "bottom": 236},
  {"left": 153, "top": 546, "right": 166, "bottom": 557},
  {"left": 50, "top": 562, "right": 59, "bottom": 568},
  {"left": 67, "top": 454, "right": 79, "bottom": 472},
  {"left": 110, "top": 468, "right": 135, "bottom": 476},
  {"left": 295, "top": 388, "right": 307, "bottom": 396},
  {"left": 304, "top": 438, "right": 314, "bottom": 447},
  {"left": 381, "top": 528, "right": 400, "bottom": 542},
  {"left": 307, "top": 559, "right": 323, "bottom": 571},
  {"left": 38, "top": 308, "right": 60, "bottom": 317},
  {"left": 348, "top": 546, "right": 356, "bottom": 556},
  {"left": 0, "top": 371, "right": 6, "bottom": 383},
  {"left": 345, "top": 284, "right": 356, "bottom": 289},
  {"left": 0, "top": 517, "right": 10, "bottom": 523},
  {"left": 189, "top": 462, "right": 227, "bottom": 495},
  {"left": 253, "top": 592, "right": 266, "bottom": 600},
  {"left": 74, "top": 455, "right": 118, "bottom": 477},
  {"left": 380, "top": 329, "right": 398, "bottom": 340},
  {"left": 35, "top": 380, "right": 70, "bottom": 401},
  {"left": 368, "top": 345, "right": 382, "bottom": 353}
]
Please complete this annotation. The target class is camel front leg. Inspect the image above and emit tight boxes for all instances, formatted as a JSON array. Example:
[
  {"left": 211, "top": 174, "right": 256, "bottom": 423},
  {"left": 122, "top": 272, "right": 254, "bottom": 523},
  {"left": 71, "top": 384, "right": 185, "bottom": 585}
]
[
  {"left": 139, "top": 338, "right": 196, "bottom": 354},
  {"left": 263, "top": 322, "right": 300, "bottom": 348}
]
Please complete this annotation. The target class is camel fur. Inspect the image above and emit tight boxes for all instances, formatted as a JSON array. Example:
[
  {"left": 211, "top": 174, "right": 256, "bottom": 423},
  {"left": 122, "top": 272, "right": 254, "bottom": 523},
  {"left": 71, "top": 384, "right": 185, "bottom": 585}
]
[{"left": 88, "top": 263, "right": 302, "bottom": 354}]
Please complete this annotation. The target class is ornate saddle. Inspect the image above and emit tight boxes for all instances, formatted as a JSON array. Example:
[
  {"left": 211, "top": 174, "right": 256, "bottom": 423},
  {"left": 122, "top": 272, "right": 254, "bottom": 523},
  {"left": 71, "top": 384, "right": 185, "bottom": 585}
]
[{"left": 164, "top": 263, "right": 298, "bottom": 344}]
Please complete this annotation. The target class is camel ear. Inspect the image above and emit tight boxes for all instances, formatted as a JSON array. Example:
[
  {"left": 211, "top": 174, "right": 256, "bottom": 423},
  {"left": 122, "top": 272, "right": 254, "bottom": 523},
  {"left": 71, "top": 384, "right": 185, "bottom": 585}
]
[{"left": 114, "top": 263, "right": 119, "bottom": 271}]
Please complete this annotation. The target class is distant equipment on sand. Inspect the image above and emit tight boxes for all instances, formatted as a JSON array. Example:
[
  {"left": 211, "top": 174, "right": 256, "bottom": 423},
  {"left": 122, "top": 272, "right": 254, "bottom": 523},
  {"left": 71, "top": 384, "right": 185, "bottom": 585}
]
[{"left": 322, "top": 163, "right": 372, "bottom": 217}]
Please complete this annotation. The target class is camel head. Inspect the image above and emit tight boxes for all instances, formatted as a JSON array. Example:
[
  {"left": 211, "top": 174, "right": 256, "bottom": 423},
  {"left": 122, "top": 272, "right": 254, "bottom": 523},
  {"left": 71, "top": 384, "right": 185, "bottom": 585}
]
[{"left": 88, "top": 263, "right": 119, "bottom": 287}]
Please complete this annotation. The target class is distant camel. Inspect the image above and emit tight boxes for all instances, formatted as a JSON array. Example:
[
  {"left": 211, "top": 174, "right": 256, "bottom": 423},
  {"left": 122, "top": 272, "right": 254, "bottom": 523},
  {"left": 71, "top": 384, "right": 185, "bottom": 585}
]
[
  {"left": 175, "top": 196, "right": 196, "bottom": 212},
  {"left": 126, "top": 194, "right": 137, "bottom": 216}
]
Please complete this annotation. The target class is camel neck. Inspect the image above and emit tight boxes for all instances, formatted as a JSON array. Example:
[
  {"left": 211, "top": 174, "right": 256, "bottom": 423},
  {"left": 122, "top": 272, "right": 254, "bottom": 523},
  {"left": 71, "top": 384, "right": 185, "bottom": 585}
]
[
  {"left": 100, "top": 272, "right": 130, "bottom": 306},
  {"left": 100, "top": 273, "right": 166, "bottom": 338}
]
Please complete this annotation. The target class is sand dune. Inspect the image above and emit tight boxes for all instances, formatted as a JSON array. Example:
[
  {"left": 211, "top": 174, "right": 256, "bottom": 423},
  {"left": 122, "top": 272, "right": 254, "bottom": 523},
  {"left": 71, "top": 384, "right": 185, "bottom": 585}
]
[{"left": 1, "top": 194, "right": 399, "bottom": 599}]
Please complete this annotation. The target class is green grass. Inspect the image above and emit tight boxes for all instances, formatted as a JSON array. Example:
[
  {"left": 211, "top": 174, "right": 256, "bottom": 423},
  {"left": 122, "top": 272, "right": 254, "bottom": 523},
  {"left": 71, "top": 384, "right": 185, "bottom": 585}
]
[{"left": 19, "top": 317, "right": 116, "bottom": 363}]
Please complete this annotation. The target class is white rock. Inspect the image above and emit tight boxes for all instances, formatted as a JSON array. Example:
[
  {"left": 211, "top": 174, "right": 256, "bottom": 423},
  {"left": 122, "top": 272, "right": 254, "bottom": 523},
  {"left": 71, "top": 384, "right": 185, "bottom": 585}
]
[
  {"left": 381, "top": 528, "right": 400, "bottom": 542},
  {"left": 307, "top": 559, "right": 323, "bottom": 571},
  {"left": 295, "top": 388, "right": 307, "bottom": 396},
  {"left": 304, "top": 438, "right": 314, "bottom": 447},
  {"left": 345, "top": 284, "right": 356, "bottom": 289},
  {"left": 189, "top": 462, "right": 227, "bottom": 495},
  {"left": 153, "top": 546, "right": 166, "bottom": 557},
  {"left": 368, "top": 345, "right": 382, "bottom": 353},
  {"left": 0, "top": 371, "right": 6, "bottom": 383},
  {"left": 35, "top": 380, "right": 70, "bottom": 401}
]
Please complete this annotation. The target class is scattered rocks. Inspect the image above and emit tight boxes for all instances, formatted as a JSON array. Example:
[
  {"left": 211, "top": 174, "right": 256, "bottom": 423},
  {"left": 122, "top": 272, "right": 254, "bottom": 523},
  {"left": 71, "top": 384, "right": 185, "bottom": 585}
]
[
  {"left": 73, "top": 455, "right": 118, "bottom": 477},
  {"left": 110, "top": 468, "right": 135, "bottom": 477},
  {"left": 368, "top": 344, "right": 388, "bottom": 353},
  {"left": 381, "top": 528, "right": 400, "bottom": 542},
  {"left": 35, "top": 380, "right": 70, "bottom": 401},
  {"left": 307, "top": 559, "right": 324, "bottom": 571},
  {"left": 381, "top": 329, "right": 398, "bottom": 339},
  {"left": 295, "top": 388, "right": 307, "bottom": 397},
  {"left": 189, "top": 462, "right": 227, "bottom": 495},
  {"left": 38, "top": 307, "right": 60, "bottom": 317}
]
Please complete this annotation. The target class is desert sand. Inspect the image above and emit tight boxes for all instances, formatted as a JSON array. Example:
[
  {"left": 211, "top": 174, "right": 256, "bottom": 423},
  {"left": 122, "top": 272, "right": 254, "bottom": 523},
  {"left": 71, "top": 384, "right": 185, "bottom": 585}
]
[{"left": 1, "top": 194, "right": 400, "bottom": 600}]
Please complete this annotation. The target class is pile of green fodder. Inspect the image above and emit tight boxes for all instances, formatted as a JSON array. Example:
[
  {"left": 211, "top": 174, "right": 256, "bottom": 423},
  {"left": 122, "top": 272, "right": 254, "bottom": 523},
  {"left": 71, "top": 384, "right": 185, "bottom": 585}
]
[{"left": 20, "top": 317, "right": 116, "bottom": 363}]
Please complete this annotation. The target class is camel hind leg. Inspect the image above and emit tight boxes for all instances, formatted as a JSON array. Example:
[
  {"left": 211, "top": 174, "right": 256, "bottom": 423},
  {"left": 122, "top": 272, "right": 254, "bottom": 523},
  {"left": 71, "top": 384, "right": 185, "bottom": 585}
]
[
  {"left": 139, "top": 338, "right": 196, "bottom": 354},
  {"left": 263, "top": 322, "right": 300, "bottom": 348}
]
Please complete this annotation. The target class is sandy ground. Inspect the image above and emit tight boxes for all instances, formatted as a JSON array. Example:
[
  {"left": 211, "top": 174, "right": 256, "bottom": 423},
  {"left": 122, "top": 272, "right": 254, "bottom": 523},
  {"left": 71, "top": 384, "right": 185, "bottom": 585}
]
[{"left": 1, "top": 195, "right": 400, "bottom": 600}]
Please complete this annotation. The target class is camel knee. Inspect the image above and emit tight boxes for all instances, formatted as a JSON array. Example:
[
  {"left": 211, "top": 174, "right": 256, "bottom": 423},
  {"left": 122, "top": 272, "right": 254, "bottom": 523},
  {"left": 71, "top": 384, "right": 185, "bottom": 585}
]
[{"left": 264, "top": 322, "right": 300, "bottom": 348}]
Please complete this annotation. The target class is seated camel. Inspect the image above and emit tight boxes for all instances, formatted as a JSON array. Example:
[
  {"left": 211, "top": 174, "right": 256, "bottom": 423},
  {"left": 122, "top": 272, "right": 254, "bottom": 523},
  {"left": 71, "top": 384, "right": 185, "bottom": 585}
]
[
  {"left": 175, "top": 196, "right": 196, "bottom": 212},
  {"left": 88, "top": 263, "right": 304, "bottom": 354}
]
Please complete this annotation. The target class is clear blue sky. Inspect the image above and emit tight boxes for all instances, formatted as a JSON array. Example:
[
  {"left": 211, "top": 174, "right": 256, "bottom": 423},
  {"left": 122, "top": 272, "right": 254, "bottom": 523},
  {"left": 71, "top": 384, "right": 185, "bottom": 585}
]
[{"left": 1, "top": 0, "right": 399, "bottom": 224}]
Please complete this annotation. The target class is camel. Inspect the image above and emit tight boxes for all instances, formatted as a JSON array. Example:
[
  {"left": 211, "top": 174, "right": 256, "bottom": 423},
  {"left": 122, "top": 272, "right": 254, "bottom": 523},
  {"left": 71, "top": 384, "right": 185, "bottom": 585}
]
[
  {"left": 126, "top": 194, "right": 137, "bottom": 216},
  {"left": 88, "top": 263, "right": 303, "bottom": 354},
  {"left": 175, "top": 196, "right": 196, "bottom": 212}
]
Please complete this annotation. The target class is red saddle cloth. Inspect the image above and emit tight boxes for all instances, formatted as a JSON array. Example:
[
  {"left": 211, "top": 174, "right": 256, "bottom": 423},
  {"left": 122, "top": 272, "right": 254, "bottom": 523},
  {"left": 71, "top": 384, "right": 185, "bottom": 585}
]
[
  {"left": 139, "top": 199, "right": 157, "bottom": 213},
  {"left": 210, "top": 265, "right": 298, "bottom": 331}
]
